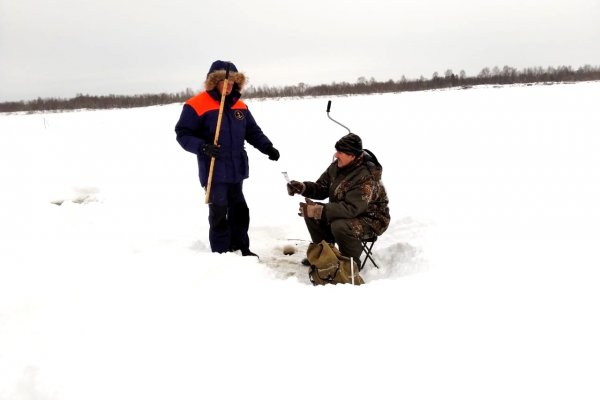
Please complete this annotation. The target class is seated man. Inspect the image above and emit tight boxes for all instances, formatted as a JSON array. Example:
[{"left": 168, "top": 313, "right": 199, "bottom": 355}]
[{"left": 287, "top": 133, "right": 390, "bottom": 268}]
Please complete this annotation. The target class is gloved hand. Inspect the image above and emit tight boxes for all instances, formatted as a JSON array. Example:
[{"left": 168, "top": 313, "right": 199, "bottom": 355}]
[
  {"left": 202, "top": 143, "right": 221, "bottom": 159},
  {"left": 286, "top": 180, "right": 305, "bottom": 196},
  {"left": 298, "top": 199, "right": 324, "bottom": 219},
  {"left": 266, "top": 146, "right": 280, "bottom": 161}
]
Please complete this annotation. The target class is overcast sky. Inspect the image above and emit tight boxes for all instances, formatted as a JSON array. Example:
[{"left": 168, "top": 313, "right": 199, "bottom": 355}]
[{"left": 1, "top": 0, "right": 599, "bottom": 102}]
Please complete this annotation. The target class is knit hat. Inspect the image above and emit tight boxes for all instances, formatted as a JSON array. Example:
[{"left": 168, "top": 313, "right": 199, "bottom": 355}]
[
  {"left": 204, "top": 60, "right": 246, "bottom": 90},
  {"left": 335, "top": 133, "right": 363, "bottom": 156}
]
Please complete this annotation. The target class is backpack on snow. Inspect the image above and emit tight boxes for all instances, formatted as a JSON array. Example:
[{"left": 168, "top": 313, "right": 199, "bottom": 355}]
[{"left": 306, "top": 240, "right": 364, "bottom": 286}]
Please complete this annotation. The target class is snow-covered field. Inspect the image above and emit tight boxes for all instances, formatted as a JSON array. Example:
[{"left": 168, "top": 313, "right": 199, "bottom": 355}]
[{"left": 1, "top": 82, "right": 600, "bottom": 400}]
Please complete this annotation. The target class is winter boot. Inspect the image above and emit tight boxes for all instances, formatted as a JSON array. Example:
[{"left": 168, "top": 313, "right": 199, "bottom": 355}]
[{"left": 241, "top": 249, "right": 259, "bottom": 257}]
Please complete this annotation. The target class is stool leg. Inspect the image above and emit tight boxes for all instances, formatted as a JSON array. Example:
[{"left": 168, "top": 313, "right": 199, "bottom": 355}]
[{"left": 360, "top": 240, "right": 380, "bottom": 269}]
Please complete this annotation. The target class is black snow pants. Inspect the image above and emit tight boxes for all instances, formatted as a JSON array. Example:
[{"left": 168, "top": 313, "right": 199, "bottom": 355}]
[{"left": 207, "top": 182, "right": 250, "bottom": 253}]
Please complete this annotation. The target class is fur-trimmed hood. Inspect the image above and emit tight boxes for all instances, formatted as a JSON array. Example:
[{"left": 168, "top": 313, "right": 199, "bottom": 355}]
[{"left": 204, "top": 60, "right": 247, "bottom": 91}]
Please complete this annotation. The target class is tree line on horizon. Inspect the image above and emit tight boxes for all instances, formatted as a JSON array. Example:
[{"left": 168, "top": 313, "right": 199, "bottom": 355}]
[{"left": 1, "top": 64, "right": 599, "bottom": 113}]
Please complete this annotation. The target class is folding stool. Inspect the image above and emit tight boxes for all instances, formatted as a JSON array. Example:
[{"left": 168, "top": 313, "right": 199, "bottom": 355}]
[{"left": 359, "top": 236, "right": 380, "bottom": 270}]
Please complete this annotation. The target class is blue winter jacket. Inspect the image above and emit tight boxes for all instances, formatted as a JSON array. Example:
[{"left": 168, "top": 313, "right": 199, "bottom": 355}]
[{"left": 175, "top": 89, "right": 274, "bottom": 187}]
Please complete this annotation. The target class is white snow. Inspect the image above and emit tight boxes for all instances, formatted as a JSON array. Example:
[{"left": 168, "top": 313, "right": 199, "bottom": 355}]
[{"left": 1, "top": 82, "right": 600, "bottom": 400}]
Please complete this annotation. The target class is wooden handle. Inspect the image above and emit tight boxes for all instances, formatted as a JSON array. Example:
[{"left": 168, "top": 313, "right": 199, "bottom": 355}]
[{"left": 204, "top": 64, "right": 231, "bottom": 204}]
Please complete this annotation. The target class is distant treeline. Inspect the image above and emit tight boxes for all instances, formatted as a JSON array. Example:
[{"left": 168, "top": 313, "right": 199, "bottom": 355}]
[
  {"left": 0, "top": 91, "right": 196, "bottom": 113},
  {"left": 2, "top": 64, "right": 599, "bottom": 113}
]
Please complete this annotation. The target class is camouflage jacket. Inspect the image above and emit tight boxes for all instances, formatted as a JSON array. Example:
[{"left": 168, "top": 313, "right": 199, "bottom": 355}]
[{"left": 302, "top": 150, "right": 390, "bottom": 237}]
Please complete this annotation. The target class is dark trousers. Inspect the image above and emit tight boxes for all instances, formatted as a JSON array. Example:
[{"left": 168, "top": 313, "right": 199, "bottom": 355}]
[
  {"left": 207, "top": 182, "right": 250, "bottom": 253},
  {"left": 304, "top": 215, "right": 370, "bottom": 267}
]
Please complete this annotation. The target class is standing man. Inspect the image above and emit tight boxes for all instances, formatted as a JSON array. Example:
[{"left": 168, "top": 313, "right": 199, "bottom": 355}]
[
  {"left": 175, "top": 60, "right": 280, "bottom": 256},
  {"left": 286, "top": 133, "right": 390, "bottom": 268}
]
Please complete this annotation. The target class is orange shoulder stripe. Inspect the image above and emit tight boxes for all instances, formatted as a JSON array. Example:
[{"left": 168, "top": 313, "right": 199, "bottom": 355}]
[
  {"left": 186, "top": 92, "right": 218, "bottom": 116},
  {"left": 232, "top": 99, "right": 248, "bottom": 110},
  {"left": 186, "top": 92, "right": 248, "bottom": 116}
]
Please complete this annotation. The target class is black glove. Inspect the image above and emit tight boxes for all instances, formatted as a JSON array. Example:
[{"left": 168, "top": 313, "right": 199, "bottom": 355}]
[
  {"left": 202, "top": 143, "right": 221, "bottom": 159},
  {"left": 287, "top": 180, "right": 305, "bottom": 196},
  {"left": 266, "top": 146, "right": 280, "bottom": 161}
]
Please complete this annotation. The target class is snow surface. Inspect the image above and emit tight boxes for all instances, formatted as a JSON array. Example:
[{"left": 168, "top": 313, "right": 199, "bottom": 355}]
[{"left": 1, "top": 82, "right": 600, "bottom": 400}]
